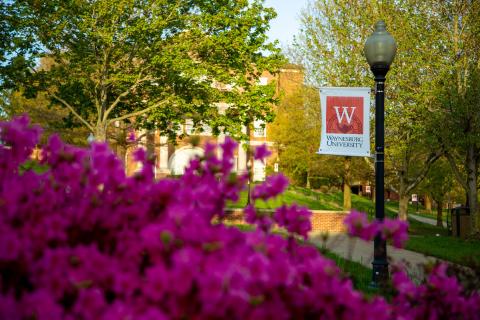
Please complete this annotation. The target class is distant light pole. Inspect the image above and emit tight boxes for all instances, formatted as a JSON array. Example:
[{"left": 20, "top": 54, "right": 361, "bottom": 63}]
[
  {"left": 87, "top": 133, "right": 95, "bottom": 144},
  {"left": 364, "top": 20, "right": 397, "bottom": 287}
]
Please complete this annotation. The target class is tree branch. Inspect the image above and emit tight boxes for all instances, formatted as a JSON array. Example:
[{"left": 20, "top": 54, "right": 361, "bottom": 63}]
[
  {"left": 389, "top": 184, "right": 399, "bottom": 194},
  {"left": 445, "top": 151, "right": 469, "bottom": 191},
  {"left": 103, "top": 72, "right": 156, "bottom": 121},
  {"left": 363, "top": 156, "right": 374, "bottom": 171},
  {"left": 49, "top": 92, "right": 94, "bottom": 132},
  {"left": 405, "top": 150, "right": 443, "bottom": 194},
  {"left": 107, "top": 99, "right": 170, "bottom": 125}
]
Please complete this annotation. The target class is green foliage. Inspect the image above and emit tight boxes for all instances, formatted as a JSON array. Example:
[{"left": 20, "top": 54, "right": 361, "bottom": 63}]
[
  {"left": 1, "top": 0, "right": 284, "bottom": 141},
  {"left": 19, "top": 160, "right": 49, "bottom": 174},
  {"left": 4, "top": 89, "right": 90, "bottom": 145},
  {"left": 423, "top": 2, "right": 480, "bottom": 233},
  {"left": 417, "top": 158, "right": 456, "bottom": 204},
  {"left": 269, "top": 86, "right": 324, "bottom": 185}
]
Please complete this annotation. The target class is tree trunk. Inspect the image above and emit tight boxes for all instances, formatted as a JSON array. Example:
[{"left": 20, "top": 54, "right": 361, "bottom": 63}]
[
  {"left": 397, "top": 169, "right": 408, "bottom": 220},
  {"left": 466, "top": 145, "right": 479, "bottom": 234},
  {"left": 372, "top": 184, "right": 375, "bottom": 203},
  {"left": 343, "top": 157, "right": 351, "bottom": 211},
  {"left": 95, "top": 125, "right": 107, "bottom": 142},
  {"left": 398, "top": 194, "right": 409, "bottom": 221},
  {"left": 424, "top": 194, "right": 432, "bottom": 213},
  {"left": 147, "top": 130, "right": 155, "bottom": 157},
  {"left": 436, "top": 200, "right": 443, "bottom": 227}
]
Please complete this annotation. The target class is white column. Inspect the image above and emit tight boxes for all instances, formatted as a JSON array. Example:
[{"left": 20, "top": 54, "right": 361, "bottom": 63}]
[
  {"left": 217, "top": 132, "right": 225, "bottom": 158},
  {"left": 237, "top": 125, "right": 247, "bottom": 173},
  {"left": 159, "top": 135, "right": 169, "bottom": 170},
  {"left": 135, "top": 129, "right": 147, "bottom": 172}
]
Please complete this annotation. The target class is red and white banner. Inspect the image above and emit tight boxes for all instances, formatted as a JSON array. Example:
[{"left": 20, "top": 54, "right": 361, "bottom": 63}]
[{"left": 317, "top": 87, "right": 371, "bottom": 157}]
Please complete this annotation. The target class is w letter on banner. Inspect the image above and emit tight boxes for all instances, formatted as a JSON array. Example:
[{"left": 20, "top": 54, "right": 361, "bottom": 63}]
[
  {"left": 326, "top": 96, "right": 363, "bottom": 134},
  {"left": 318, "top": 88, "right": 370, "bottom": 157}
]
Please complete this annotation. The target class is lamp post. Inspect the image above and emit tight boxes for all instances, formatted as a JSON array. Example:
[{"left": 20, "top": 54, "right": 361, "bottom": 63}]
[{"left": 364, "top": 20, "right": 396, "bottom": 287}]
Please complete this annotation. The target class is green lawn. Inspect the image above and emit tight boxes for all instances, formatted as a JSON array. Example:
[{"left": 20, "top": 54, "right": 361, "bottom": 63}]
[
  {"left": 321, "top": 250, "right": 378, "bottom": 296},
  {"left": 406, "top": 218, "right": 480, "bottom": 265},
  {"left": 228, "top": 186, "right": 342, "bottom": 210}
]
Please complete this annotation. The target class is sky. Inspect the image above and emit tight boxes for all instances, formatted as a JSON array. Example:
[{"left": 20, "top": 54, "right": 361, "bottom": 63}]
[{"left": 264, "top": 0, "right": 310, "bottom": 46}]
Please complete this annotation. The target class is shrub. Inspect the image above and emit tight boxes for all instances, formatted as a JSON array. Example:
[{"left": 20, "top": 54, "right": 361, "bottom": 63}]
[{"left": 0, "top": 116, "right": 479, "bottom": 319}]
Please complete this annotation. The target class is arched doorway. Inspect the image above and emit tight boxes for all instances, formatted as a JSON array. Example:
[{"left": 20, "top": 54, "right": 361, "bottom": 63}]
[{"left": 168, "top": 147, "right": 204, "bottom": 175}]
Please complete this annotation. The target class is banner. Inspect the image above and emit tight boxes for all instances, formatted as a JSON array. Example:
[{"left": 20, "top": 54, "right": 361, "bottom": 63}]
[{"left": 317, "top": 87, "right": 371, "bottom": 157}]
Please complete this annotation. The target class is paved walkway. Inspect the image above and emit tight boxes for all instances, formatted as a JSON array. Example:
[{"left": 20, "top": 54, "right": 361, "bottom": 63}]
[
  {"left": 309, "top": 233, "right": 441, "bottom": 282},
  {"left": 409, "top": 213, "right": 447, "bottom": 228}
]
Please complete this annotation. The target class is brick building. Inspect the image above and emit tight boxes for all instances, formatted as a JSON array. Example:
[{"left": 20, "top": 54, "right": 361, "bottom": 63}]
[{"left": 124, "top": 64, "right": 304, "bottom": 180}]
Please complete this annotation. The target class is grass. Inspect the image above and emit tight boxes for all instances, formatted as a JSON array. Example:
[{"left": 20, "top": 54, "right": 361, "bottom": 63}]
[
  {"left": 228, "top": 186, "right": 342, "bottom": 210},
  {"left": 409, "top": 209, "right": 447, "bottom": 220},
  {"left": 321, "top": 250, "right": 378, "bottom": 296},
  {"left": 406, "top": 218, "right": 480, "bottom": 265}
]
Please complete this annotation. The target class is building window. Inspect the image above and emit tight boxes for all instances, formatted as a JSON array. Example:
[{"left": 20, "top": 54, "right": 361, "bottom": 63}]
[{"left": 253, "top": 119, "right": 266, "bottom": 137}]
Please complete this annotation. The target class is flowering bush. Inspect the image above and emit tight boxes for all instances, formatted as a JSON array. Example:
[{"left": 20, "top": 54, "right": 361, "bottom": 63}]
[{"left": 0, "top": 116, "right": 479, "bottom": 319}]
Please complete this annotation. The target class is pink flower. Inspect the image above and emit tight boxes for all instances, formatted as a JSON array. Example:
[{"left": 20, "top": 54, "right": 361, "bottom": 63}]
[
  {"left": 343, "top": 210, "right": 378, "bottom": 241},
  {"left": 344, "top": 211, "right": 409, "bottom": 248},
  {"left": 253, "top": 144, "right": 271, "bottom": 160},
  {"left": 127, "top": 131, "right": 136, "bottom": 142},
  {"left": 380, "top": 218, "right": 409, "bottom": 248},
  {"left": 245, "top": 204, "right": 273, "bottom": 232},
  {"left": 274, "top": 204, "right": 312, "bottom": 239},
  {"left": 252, "top": 174, "right": 289, "bottom": 201}
]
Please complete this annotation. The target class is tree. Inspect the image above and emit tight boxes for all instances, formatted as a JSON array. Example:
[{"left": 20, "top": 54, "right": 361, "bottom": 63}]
[
  {"left": 3, "top": 89, "right": 90, "bottom": 146},
  {"left": 1, "top": 0, "right": 284, "bottom": 141},
  {"left": 417, "top": 158, "right": 455, "bottom": 227},
  {"left": 269, "top": 86, "right": 323, "bottom": 186},
  {"left": 295, "top": 0, "right": 445, "bottom": 219},
  {"left": 426, "top": 1, "right": 480, "bottom": 235}
]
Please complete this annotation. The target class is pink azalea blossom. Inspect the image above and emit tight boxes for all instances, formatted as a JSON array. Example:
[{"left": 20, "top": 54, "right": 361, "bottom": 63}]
[
  {"left": 344, "top": 211, "right": 409, "bottom": 248},
  {"left": 253, "top": 143, "right": 271, "bottom": 160},
  {"left": 252, "top": 174, "right": 289, "bottom": 201},
  {"left": 343, "top": 210, "right": 378, "bottom": 241}
]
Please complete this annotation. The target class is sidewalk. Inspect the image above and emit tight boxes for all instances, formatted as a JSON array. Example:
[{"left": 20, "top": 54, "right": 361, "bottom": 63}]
[
  {"left": 309, "top": 233, "right": 440, "bottom": 282},
  {"left": 409, "top": 213, "right": 447, "bottom": 227}
]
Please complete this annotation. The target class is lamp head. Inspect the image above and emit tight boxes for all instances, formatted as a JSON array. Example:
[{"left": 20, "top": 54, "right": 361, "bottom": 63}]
[
  {"left": 87, "top": 133, "right": 95, "bottom": 144},
  {"left": 364, "top": 21, "right": 397, "bottom": 71}
]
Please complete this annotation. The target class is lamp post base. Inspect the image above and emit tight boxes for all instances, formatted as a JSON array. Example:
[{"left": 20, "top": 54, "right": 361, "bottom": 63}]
[{"left": 370, "top": 260, "right": 389, "bottom": 288}]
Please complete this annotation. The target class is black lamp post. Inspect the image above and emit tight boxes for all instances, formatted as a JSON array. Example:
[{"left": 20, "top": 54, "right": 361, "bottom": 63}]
[{"left": 364, "top": 20, "right": 397, "bottom": 287}]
